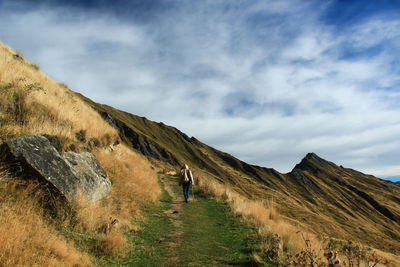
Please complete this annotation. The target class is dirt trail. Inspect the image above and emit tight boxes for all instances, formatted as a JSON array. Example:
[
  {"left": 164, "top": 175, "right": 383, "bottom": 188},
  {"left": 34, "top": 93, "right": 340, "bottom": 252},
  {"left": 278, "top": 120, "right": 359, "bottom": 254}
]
[
  {"left": 161, "top": 175, "right": 183, "bottom": 226},
  {"left": 159, "top": 175, "right": 184, "bottom": 252},
  {"left": 121, "top": 174, "right": 258, "bottom": 266}
]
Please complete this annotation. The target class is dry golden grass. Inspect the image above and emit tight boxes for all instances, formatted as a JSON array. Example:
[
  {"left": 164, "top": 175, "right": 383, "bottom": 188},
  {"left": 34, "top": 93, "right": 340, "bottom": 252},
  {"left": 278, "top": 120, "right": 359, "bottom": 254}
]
[
  {"left": 0, "top": 40, "right": 162, "bottom": 263},
  {"left": 68, "top": 144, "right": 160, "bottom": 254},
  {"left": 72, "top": 196, "right": 114, "bottom": 232},
  {"left": 0, "top": 177, "right": 91, "bottom": 267},
  {"left": 0, "top": 125, "right": 159, "bottom": 262},
  {"left": 192, "top": 169, "right": 400, "bottom": 266},
  {"left": 0, "top": 40, "right": 118, "bottom": 146},
  {"left": 96, "top": 144, "right": 160, "bottom": 204},
  {"left": 194, "top": 169, "right": 304, "bottom": 253},
  {"left": 53, "top": 144, "right": 160, "bottom": 256},
  {"left": 374, "top": 250, "right": 400, "bottom": 267},
  {"left": 97, "top": 232, "right": 127, "bottom": 255}
]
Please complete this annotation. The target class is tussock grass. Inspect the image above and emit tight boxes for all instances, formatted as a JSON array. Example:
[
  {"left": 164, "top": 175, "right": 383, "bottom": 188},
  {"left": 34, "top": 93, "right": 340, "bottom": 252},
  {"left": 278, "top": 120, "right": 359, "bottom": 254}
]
[
  {"left": 95, "top": 144, "right": 160, "bottom": 206},
  {"left": 194, "top": 170, "right": 302, "bottom": 253},
  {"left": 58, "top": 144, "right": 160, "bottom": 256},
  {"left": 0, "top": 40, "right": 162, "bottom": 264},
  {"left": 69, "top": 196, "right": 118, "bottom": 235},
  {"left": 192, "top": 169, "right": 340, "bottom": 264},
  {"left": 97, "top": 232, "right": 127, "bottom": 255},
  {"left": 0, "top": 40, "right": 118, "bottom": 146},
  {"left": 53, "top": 144, "right": 161, "bottom": 257},
  {"left": 191, "top": 168, "right": 400, "bottom": 265},
  {"left": 0, "top": 175, "right": 91, "bottom": 267}
]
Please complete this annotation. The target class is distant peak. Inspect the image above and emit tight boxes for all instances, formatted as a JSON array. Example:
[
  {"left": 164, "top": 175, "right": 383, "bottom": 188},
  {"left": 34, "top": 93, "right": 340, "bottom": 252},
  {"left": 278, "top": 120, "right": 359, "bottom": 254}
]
[
  {"left": 292, "top": 152, "right": 329, "bottom": 172},
  {"left": 303, "top": 152, "right": 327, "bottom": 162},
  {"left": 305, "top": 152, "right": 318, "bottom": 159}
]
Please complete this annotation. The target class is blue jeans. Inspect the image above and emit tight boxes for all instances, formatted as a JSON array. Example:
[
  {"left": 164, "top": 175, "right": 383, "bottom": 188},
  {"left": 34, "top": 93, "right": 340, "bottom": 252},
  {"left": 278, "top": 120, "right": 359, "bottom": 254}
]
[{"left": 182, "top": 182, "right": 191, "bottom": 201}]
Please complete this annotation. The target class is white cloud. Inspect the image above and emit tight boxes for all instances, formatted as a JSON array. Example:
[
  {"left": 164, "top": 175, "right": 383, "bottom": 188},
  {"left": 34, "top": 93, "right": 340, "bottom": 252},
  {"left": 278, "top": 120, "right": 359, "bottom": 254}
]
[
  {"left": 348, "top": 19, "right": 400, "bottom": 49},
  {"left": 0, "top": 1, "right": 399, "bottom": 177}
]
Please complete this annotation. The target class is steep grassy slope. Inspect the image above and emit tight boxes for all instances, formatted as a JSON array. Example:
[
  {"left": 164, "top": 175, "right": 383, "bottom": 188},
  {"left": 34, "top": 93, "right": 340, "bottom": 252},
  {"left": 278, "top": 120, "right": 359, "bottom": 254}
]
[
  {"left": 0, "top": 41, "right": 120, "bottom": 149},
  {"left": 289, "top": 153, "right": 400, "bottom": 252},
  {"left": 0, "top": 41, "right": 161, "bottom": 266},
  {"left": 78, "top": 94, "right": 400, "bottom": 256}
]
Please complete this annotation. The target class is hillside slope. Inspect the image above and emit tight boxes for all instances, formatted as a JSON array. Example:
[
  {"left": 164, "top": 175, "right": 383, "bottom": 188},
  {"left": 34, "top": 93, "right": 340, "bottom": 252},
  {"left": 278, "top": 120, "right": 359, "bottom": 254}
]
[
  {"left": 1, "top": 39, "right": 399, "bottom": 263},
  {"left": 78, "top": 94, "right": 400, "bottom": 255},
  {"left": 0, "top": 41, "right": 161, "bottom": 266}
]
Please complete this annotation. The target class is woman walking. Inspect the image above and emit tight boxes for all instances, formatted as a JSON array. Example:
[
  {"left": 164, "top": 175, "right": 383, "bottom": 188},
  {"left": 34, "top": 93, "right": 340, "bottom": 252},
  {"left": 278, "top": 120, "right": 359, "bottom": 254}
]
[{"left": 180, "top": 164, "right": 194, "bottom": 203}]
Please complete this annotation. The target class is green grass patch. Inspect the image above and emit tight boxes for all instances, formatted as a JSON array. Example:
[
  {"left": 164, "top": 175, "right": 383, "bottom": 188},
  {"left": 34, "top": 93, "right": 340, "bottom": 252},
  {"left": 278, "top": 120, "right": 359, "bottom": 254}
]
[
  {"left": 179, "top": 198, "right": 259, "bottom": 266},
  {"left": 170, "top": 176, "right": 260, "bottom": 266},
  {"left": 94, "top": 175, "right": 261, "bottom": 266},
  {"left": 95, "top": 174, "right": 174, "bottom": 266}
]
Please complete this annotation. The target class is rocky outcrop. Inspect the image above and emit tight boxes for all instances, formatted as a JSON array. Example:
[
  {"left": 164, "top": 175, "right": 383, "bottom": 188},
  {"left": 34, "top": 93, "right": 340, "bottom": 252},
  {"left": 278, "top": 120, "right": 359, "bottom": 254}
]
[
  {"left": 290, "top": 168, "right": 318, "bottom": 190},
  {"left": 99, "top": 111, "right": 180, "bottom": 165},
  {"left": 0, "top": 134, "right": 111, "bottom": 202},
  {"left": 63, "top": 152, "right": 112, "bottom": 201}
]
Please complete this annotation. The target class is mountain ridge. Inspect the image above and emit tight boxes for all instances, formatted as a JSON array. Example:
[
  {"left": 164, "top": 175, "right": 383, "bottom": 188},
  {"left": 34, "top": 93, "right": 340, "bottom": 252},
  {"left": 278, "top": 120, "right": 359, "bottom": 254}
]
[{"left": 74, "top": 91, "right": 400, "bottom": 255}]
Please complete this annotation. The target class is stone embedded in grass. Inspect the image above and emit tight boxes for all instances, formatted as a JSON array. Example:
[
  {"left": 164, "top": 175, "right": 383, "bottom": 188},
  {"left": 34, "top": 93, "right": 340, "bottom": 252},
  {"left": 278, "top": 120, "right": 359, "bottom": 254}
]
[
  {"left": 63, "top": 151, "right": 112, "bottom": 201},
  {"left": 0, "top": 134, "right": 111, "bottom": 202}
]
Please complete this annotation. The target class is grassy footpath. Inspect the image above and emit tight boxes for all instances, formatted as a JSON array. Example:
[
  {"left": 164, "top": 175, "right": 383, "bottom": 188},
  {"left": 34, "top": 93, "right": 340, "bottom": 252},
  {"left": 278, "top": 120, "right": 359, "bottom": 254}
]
[
  {"left": 98, "top": 175, "right": 173, "bottom": 266},
  {"left": 100, "top": 174, "right": 260, "bottom": 266},
  {"left": 178, "top": 193, "right": 259, "bottom": 266}
]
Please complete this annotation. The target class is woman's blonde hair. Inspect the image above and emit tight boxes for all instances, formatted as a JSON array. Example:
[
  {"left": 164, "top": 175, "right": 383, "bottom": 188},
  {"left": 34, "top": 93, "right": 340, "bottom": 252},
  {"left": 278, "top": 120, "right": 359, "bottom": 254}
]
[{"left": 181, "top": 164, "right": 189, "bottom": 170}]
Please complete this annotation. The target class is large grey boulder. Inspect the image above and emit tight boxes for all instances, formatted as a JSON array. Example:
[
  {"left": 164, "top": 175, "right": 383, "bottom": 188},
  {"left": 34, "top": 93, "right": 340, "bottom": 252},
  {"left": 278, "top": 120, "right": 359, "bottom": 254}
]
[
  {"left": 63, "top": 151, "right": 111, "bottom": 201},
  {"left": 0, "top": 134, "right": 111, "bottom": 202}
]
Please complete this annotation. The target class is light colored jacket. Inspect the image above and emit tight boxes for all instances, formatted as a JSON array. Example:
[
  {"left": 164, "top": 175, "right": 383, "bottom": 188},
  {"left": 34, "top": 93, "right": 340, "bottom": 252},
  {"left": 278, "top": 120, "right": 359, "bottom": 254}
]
[{"left": 180, "top": 164, "right": 194, "bottom": 185}]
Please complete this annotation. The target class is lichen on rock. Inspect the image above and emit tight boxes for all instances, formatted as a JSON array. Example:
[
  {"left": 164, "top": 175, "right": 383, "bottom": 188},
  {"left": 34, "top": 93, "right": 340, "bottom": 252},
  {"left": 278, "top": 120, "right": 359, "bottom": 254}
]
[{"left": 0, "top": 134, "right": 111, "bottom": 202}]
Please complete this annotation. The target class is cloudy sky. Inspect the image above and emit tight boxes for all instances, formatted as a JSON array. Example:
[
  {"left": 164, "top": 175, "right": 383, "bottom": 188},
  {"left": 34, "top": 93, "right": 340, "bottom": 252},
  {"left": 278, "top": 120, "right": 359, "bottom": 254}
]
[{"left": 1, "top": 0, "right": 400, "bottom": 180}]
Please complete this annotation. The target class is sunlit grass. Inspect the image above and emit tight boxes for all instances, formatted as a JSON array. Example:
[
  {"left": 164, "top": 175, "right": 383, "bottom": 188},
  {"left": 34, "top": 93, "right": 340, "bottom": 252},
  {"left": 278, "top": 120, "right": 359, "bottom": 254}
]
[{"left": 0, "top": 40, "right": 161, "bottom": 265}]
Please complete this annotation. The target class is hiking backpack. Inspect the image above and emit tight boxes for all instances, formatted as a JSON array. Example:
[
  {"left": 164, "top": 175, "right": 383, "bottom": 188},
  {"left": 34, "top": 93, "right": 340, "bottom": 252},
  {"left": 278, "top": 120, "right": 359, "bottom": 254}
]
[{"left": 182, "top": 169, "right": 191, "bottom": 183}]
